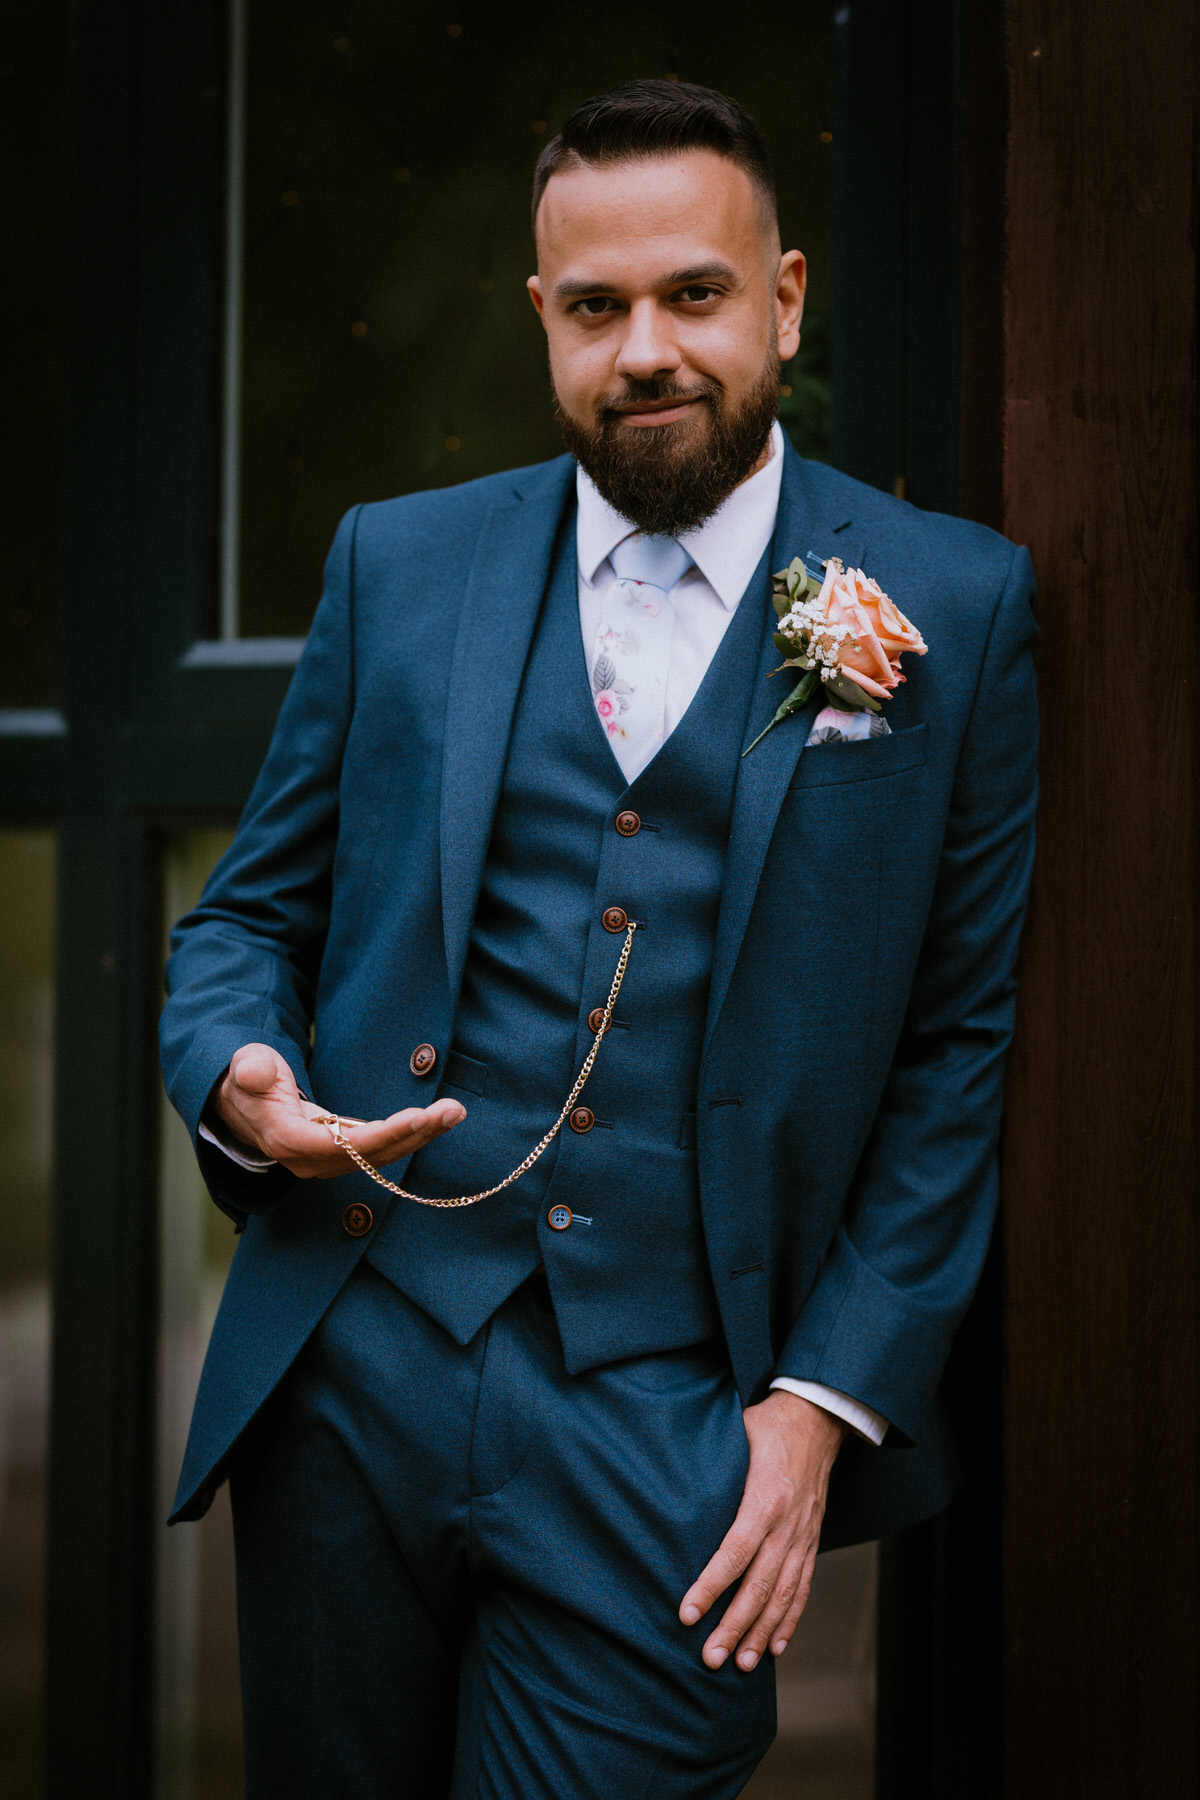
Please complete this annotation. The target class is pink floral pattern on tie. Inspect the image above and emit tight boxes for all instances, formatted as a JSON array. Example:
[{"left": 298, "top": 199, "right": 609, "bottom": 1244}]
[{"left": 592, "top": 652, "right": 633, "bottom": 738}]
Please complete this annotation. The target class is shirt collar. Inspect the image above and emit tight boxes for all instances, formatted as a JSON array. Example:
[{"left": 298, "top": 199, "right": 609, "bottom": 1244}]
[{"left": 575, "top": 420, "right": 785, "bottom": 610}]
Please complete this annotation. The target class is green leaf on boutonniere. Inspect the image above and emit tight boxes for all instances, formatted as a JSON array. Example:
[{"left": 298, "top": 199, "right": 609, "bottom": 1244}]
[
  {"left": 773, "top": 632, "right": 809, "bottom": 659},
  {"left": 824, "top": 669, "right": 883, "bottom": 713},
  {"left": 773, "top": 563, "right": 821, "bottom": 618},
  {"left": 741, "top": 668, "right": 819, "bottom": 757}
]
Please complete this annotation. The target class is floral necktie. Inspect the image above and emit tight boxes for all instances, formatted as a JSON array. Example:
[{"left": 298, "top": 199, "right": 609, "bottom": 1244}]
[{"left": 590, "top": 533, "right": 693, "bottom": 775}]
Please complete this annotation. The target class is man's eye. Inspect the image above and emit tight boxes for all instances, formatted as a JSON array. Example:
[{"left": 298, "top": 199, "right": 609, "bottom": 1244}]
[
  {"left": 676, "top": 286, "right": 719, "bottom": 304},
  {"left": 573, "top": 296, "right": 616, "bottom": 316}
]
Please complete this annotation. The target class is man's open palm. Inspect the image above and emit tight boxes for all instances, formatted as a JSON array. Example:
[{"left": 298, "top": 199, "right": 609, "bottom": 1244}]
[{"left": 212, "top": 1042, "right": 465, "bottom": 1179}]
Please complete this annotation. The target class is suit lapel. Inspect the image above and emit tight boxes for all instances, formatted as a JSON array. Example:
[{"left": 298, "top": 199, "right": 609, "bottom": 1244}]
[
  {"left": 440, "top": 456, "right": 576, "bottom": 1009},
  {"left": 702, "top": 444, "right": 862, "bottom": 1058}
]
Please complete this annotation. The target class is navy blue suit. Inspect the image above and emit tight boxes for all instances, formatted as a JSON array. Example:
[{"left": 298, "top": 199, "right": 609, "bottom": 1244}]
[{"left": 161, "top": 441, "right": 1036, "bottom": 1794}]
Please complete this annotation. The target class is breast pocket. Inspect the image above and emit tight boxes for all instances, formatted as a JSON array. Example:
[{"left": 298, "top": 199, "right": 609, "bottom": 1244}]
[
  {"left": 762, "top": 719, "right": 935, "bottom": 1068},
  {"left": 788, "top": 720, "right": 930, "bottom": 790}
]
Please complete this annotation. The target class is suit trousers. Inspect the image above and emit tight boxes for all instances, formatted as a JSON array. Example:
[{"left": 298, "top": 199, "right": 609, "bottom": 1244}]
[{"left": 229, "top": 1261, "right": 777, "bottom": 1799}]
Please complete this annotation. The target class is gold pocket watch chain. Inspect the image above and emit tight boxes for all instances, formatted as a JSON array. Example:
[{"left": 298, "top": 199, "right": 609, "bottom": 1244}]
[{"left": 317, "top": 923, "right": 636, "bottom": 1208}]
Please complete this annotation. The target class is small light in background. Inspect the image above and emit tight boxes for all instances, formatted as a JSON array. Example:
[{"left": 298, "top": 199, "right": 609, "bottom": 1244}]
[
  {"left": 665, "top": 72, "right": 679, "bottom": 82},
  {"left": 532, "top": 120, "right": 547, "bottom": 134},
  {"left": 445, "top": 436, "right": 461, "bottom": 452},
  {"left": 447, "top": 22, "right": 462, "bottom": 36},
  {"left": 281, "top": 189, "right": 298, "bottom": 206},
  {"left": 333, "top": 36, "right": 349, "bottom": 52},
  {"left": 819, "top": 130, "right": 833, "bottom": 144},
  {"left": 395, "top": 166, "right": 411, "bottom": 182},
  {"left": 779, "top": 384, "right": 792, "bottom": 398},
  {"left": 350, "top": 320, "right": 368, "bottom": 338},
  {"left": 286, "top": 455, "right": 305, "bottom": 473},
  {"left": 478, "top": 277, "right": 494, "bottom": 292}
]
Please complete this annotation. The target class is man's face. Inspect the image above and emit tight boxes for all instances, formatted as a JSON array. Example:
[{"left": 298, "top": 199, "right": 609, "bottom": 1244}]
[{"left": 529, "top": 150, "right": 805, "bottom": 535}]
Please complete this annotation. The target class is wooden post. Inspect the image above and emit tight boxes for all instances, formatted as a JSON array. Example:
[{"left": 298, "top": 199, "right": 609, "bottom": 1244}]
[{"left": 1001, "top": 4, "right": 1199, "bottom": 1791}]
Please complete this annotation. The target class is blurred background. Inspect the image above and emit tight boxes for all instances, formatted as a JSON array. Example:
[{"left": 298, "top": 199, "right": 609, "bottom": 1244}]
[{"left": 3, "top": 2, "right": 1196, "bottom": 1798}]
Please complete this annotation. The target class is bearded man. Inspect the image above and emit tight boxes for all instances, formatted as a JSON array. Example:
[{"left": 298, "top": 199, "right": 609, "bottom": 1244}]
[{"left": 160, "top": 79, "right": 1037, "bottom": 1799}]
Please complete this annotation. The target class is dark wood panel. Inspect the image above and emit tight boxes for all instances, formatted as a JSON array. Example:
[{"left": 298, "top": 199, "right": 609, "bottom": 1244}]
[{"left": 1001, "top": 3, "right": 1199, "bottom": 1792}]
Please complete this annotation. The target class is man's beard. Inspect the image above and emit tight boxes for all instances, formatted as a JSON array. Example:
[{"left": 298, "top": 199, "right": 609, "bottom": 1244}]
[{"left": 553, "top": 352, "right": 781, "bottom": 538}]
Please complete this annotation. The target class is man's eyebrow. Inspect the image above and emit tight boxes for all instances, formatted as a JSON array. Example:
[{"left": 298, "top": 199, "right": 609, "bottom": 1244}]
[
  {"left": 552, "top": 260, "right": 739, "bottom": 300},
  {"left": 661, "top": 262, "right": 739, "bottom": 288}
]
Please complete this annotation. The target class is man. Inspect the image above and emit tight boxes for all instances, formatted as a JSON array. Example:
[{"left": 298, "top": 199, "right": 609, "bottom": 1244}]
[{"left": 161, "top": 80, "right": 1037, "bottom": 1798}]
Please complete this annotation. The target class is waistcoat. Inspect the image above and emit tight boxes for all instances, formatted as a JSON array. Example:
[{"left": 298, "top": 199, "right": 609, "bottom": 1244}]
[{"left": 365, "top": 511, "right": 771, "bottom": 1371}]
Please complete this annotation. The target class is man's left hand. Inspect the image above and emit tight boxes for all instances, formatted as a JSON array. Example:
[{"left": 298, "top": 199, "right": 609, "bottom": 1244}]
[{"left": 679, "top": 1391, "right": 847, "bottom": 1670}]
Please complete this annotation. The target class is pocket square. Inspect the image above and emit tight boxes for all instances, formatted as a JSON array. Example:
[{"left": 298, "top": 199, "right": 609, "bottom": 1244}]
[{"left": 805, "top": 705, "right": 894, "bottom": 747}]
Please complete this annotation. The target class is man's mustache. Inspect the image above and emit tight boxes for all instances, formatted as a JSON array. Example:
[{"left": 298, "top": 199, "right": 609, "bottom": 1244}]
[{"left": 598, "top": 379, "right": 720, "bottom": 417}]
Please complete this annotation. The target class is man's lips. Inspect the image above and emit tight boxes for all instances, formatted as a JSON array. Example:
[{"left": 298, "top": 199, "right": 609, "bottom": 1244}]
[{"left": 608, "top": 395, "right": 706, "bottom": 427}]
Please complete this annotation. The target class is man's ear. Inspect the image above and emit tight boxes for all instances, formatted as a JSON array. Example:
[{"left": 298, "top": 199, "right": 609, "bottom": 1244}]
[
  {"left": 527, "top": 275, "right": 546, "bottom": 326},
  {"left": 775, "top": 251, "right": 806, "bottom": 363}
]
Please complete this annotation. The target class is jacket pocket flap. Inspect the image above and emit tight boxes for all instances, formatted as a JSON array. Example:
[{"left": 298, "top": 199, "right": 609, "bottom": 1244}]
[{"left": 790, "top": 721, "right": 930, "bottom": 789}]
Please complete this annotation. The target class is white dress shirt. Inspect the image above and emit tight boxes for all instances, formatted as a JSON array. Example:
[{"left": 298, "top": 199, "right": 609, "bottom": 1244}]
[{"left": 203, "top": 421, "right": 888, "bottom": 1446}]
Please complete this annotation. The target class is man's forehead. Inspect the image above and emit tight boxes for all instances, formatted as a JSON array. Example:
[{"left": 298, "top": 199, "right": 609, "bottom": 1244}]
[{"left": 534, "top": 150, "right": 769, "bottom": 270}]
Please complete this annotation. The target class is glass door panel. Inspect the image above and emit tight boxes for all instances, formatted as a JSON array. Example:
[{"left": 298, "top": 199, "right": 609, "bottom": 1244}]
[
  {"left": 0, "top": 13, "right": 68, "bottom": 709},
  {"left": 229, "top": 0, "right": 835, "bottom": 637},
  {"left": 0, "top": 831, "right": 57, "bottom": 1800},
  {"left": 156, "top": 830, "right": 241, "bottom": 1800}
]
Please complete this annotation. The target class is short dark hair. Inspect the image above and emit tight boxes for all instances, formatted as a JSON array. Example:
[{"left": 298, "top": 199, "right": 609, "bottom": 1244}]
[{"left": 532, "top": 79, "right": 776, "bottom": 230}]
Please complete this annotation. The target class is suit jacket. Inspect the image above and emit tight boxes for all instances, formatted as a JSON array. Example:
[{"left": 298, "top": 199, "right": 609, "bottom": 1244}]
[{"left": 160, "top": 439, "right": 1038, "bottom": 1540}]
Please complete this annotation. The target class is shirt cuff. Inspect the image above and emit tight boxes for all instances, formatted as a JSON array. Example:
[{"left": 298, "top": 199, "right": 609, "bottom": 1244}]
[
  {"left": 198, "top": 1113, "right": 277, "bottom": 1172},
  {"left": 769, "top": 1377, "right": 889, "bottom": 1446}
]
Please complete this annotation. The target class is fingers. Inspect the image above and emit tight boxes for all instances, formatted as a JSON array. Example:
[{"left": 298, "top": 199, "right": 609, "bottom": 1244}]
[
  {"left": 696, "top": 1528, "right": 818, "bottom": 1672},
  {"left": 769, "top": 1554, "right": 817, "bottom": 1658},
  {"left": 679, "top": 1500, "right": 765, "bottom": 1631},
  {"left": 699, "top": 1532, "right": 791, "bottom": 1670},
  {"left": 276, "top": 1098, "right": 466, "bottom": 1178},
  {"left": 345, "top": 1099, "right": 466, "bottom": 1161},
  {"left": 736, "top": 1543, "right": 814, "bottom": 1668}
]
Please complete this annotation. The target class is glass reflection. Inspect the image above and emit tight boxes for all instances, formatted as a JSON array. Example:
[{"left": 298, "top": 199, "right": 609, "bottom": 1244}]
[
  {"left": 156, "top": 830, "right": 241, "bottom": 1800},
  {"left": 0, "top": 831, "right": 56, "bottom": 1800},
  {"left": 0, "top": 13, "right": 66, "bottom": 706},
  {"left": 232, "top": 0, "right": 834, "bottom": 638}
]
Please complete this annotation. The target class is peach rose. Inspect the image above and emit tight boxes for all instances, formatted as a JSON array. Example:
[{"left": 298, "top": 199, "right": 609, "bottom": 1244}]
[
  {"left": 818, "top": 565, "right": 927, "bottom": 699},
  {"left": 847, "top": 570, "right": 927, "bottom": 661}
]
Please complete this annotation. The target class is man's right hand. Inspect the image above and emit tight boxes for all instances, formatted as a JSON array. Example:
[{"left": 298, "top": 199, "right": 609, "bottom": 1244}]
[{"left": 210, "top": 1042, "right": 466, "bottom": 1179}]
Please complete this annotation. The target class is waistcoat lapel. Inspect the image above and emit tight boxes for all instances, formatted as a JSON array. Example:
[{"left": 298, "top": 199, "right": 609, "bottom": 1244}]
[
  {"left": 702, "top": 444, "right": 863, "bottom": 1058},
  {"left": 439, "top": 456, "right": 576, "bottom": 1009}
]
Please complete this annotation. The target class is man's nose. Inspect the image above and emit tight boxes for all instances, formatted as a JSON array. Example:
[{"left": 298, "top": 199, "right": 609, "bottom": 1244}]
[{"left": 613, "top": 300, "right": 683, "bottom": 383}]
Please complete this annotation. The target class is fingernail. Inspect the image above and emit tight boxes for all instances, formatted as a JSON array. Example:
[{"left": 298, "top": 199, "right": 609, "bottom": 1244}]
[
  {"left": 739, "top": 1650, "right": 758, "bottom": 1671},
  {"left": 680, "top": 1604, "right": 701, "bottom": 1626},
  {"left": 772, "top": 1639, "right": 788, "bottom": 1656},
  {"left": 709, "top": 1647, "right": 728, "bottom": 1668}
]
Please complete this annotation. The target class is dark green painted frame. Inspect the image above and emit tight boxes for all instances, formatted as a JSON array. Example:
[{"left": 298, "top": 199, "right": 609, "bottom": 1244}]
[{"left": 0, "top": 3, "right": 981, "bottom": 1792}]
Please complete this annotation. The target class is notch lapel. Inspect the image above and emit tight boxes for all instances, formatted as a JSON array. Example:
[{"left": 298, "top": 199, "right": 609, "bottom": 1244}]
[
  {"left": 702, "top": 446, "right": 862, "bottom": 1059},
  {"left": 440, "top": 457, "right": 576, "bottom": 1009}
]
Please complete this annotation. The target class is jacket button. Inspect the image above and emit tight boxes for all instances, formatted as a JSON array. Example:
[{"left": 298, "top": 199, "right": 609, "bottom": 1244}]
[
  {"left": 342, "top": 1202, "right": 374, "bottom": 1237},
  {"left": 410, "top": 1042, "right": 437, "bottom": 1076},
  {"left": 569, "top": 1106, "right": 594, "bottom": 1133},
  {"left": 602, "top": 906, "right": 628, "bottom": 933},
  {"left": 615, "top": 810, "right": 641, "bottom": 836},
  {"left": 587, "top": 1007, "right": 610, "bottom": 1035},
  {"left": 547, "top": 1204, "right": 573, "bottom": 1231}
]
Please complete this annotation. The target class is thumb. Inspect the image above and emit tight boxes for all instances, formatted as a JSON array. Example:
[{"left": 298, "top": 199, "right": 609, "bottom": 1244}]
[{"left": 229, "top": 1042, "right": 294, "bottom": 1098}]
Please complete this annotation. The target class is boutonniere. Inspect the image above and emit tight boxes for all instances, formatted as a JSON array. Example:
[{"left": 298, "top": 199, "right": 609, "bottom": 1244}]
[{"left": 743, "top": 556, "right": 928, "bottom": 756}]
